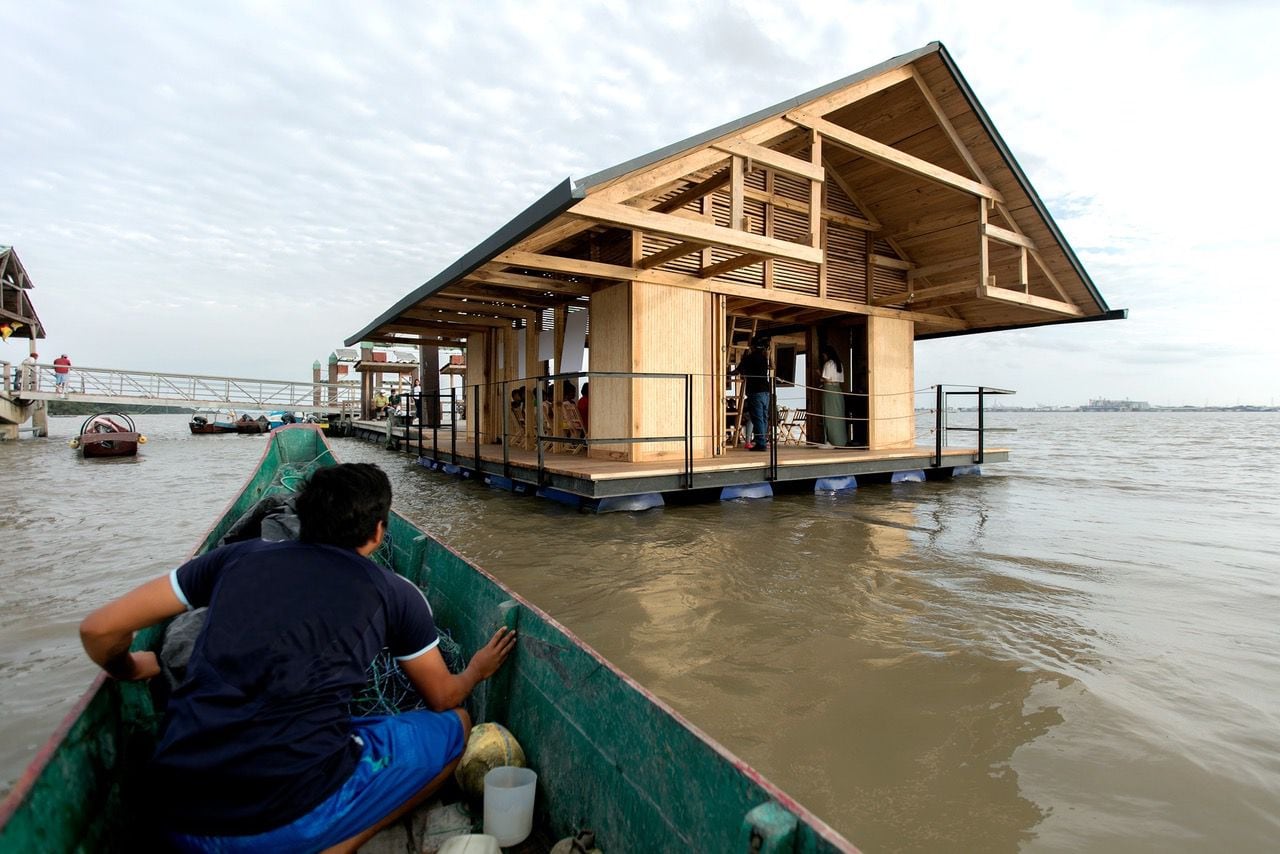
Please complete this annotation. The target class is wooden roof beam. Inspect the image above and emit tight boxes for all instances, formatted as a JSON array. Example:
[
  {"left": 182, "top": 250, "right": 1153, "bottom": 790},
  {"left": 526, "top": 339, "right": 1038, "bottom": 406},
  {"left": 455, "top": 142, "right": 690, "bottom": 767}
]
[
  {"left": 438, "top": 285, "right": 563, "bottom": 309},
  {"left": 637, "top": 240, "right": 707, "bottom": 270},
  {"left": 873, "top": 280, "right": 980, "bottom": 307},
  {"left": 713, "top": 139, "right": 825, "bottom": 182},
  {"left": 366, "top": 335, "right": 468, "bottom": 347},
  {"left": 651, "top": 170, "right": 730, "bottom": 214},
  {"left": 401, "top": 309, "right": 510, "bottom": 329},
  {"left": 790, "top": 111, "right": 1004, "bottom": 203},
  {"left": 699, "top": 253, "right": 763, "bottom": 279},
  {"left": 567, "top": 198, "right": 823, "bottom": 265},
  {"left": 381, "top": 318, "right": 498, "bottom": 335},
  {"left": 977, "top": 285, "right": 1083, "bottom": 316},
  {"left": 463, "top": 268, "right": 593, "bottom": 297},
  {"left": 411, "top": 297, "right": 532, "bottom": 320},
  {"left": 495, "top": 249, "right": 966, "bottom": 330}
]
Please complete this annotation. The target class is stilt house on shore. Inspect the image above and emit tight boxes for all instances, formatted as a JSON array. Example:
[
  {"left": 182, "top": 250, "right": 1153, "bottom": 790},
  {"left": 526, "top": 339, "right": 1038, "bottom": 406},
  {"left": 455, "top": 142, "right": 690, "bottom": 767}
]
[{"left": 347, "top": 43, "right": 1123, "bottom": 495}]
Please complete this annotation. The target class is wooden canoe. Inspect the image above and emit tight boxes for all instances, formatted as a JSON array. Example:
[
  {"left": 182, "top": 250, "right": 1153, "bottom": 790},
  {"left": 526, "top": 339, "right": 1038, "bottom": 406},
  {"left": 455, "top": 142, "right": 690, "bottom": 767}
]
[{"left": 0, "top": 425, "right": 857, "bottom": 852}]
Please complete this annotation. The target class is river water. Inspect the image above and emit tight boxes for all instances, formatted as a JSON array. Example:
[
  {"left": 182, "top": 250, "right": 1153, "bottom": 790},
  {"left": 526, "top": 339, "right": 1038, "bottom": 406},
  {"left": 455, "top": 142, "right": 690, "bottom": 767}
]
[{"left": 1, "top": 412, "right": 1276, "bottom": 852}]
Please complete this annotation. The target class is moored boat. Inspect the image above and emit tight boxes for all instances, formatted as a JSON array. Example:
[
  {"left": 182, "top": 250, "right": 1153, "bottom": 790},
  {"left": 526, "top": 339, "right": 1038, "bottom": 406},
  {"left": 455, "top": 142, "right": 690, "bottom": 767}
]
[
  {"left": 69, "top": 413, "right": 145, "bottom": 458},
  {"left": 0, "top": 426, "right": 856, "bottom": 852},
  {"left": 234, "top": 412, "right": 271, "bottom": 434},
  {"left": 188, "top": 408, "right": 236, "bottom": 434}
]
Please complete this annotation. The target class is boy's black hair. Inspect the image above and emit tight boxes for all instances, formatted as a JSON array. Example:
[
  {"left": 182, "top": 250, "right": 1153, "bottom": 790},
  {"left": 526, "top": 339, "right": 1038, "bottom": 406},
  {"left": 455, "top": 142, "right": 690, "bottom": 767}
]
[{"left": 296, "top": 463, "right": 392, "bottom": 549}]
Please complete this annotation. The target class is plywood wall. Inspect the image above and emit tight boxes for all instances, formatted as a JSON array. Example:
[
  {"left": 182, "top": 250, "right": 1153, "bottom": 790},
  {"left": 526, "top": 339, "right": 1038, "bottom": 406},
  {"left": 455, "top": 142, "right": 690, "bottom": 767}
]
[
  {"left": 630, "top": 282, "right": 714, "bottom": 462},
  {"left": 464, "top": 332, "right": 490, "bottom": 443},
  {"left": 587, "top": 282, "right": 632, "bottom": 460},
  {"left": 867, "top": 315, "right": 916, "bottom": 449}
]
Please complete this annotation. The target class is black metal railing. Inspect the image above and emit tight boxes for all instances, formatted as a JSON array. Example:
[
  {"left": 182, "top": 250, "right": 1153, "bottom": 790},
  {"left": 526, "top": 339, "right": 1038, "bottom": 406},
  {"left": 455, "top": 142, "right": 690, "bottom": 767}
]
[{"left": 932, "top": 385, "right": 1016, "bottom": 467}]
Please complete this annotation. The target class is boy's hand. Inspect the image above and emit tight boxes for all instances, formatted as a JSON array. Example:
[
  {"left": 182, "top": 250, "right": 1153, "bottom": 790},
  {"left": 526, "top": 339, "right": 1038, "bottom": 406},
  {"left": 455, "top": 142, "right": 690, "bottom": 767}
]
[{"left": 470, "top": 627, "right": 517, "bottom": 680}]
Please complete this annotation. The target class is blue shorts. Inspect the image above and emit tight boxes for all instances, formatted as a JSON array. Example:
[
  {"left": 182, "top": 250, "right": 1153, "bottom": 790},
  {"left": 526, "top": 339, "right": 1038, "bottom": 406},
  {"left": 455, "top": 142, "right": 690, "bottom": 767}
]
[{"left": 171, "top": 710, "right": 465, "bottom": 853}]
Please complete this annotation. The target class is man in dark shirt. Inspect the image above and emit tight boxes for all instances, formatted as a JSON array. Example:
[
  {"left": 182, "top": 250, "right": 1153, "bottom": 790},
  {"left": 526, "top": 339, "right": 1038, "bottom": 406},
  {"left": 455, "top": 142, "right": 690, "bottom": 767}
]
[
  {"left": 79, "top": 463, "right": 516, "bottom": 851},
  {"left": 731, "top": 337, "right": 772, "bottom": 451}
]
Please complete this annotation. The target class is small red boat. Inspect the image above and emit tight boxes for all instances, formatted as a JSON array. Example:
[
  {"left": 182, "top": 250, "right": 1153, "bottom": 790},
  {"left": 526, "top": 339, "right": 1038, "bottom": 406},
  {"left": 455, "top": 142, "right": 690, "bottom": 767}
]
[{"left": 71, "top": 413, "right": 145, "bottom": 458}]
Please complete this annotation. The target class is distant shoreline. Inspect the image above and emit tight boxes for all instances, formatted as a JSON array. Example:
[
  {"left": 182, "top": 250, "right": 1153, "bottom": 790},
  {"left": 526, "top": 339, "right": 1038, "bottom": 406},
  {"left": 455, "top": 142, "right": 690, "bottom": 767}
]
[{"left": 940, "top": 406, "right": 1279, "bottom": 413}]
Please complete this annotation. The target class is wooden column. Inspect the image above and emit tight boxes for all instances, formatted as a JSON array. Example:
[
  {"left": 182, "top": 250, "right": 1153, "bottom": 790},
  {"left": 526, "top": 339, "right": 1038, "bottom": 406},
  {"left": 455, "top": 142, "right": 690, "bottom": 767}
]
[{"left": 420, "top": 344, "right": 441, "bottom": 426}]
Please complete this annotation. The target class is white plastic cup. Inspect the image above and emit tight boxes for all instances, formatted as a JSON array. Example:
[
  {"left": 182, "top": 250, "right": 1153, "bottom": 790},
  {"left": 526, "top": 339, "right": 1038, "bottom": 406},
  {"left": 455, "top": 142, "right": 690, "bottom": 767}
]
[{"left": 482, "top": 765, "right": 537, "bottom": 846}]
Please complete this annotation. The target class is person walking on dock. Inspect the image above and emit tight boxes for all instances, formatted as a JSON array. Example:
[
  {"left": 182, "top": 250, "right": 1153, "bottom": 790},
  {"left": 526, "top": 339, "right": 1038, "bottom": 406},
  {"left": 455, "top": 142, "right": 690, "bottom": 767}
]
[
  {"left": 53, "top": 354, "right": 71, "bottom": 397},
  {"left": 78, "top": 463, "right": 517, "bottom": 851}
]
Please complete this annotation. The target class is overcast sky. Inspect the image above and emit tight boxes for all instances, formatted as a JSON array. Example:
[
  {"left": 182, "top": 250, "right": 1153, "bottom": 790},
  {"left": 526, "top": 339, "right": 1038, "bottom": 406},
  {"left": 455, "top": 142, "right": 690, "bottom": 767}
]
[{"left": 4, "top": 0, "right": 1277, "bottom": 406}]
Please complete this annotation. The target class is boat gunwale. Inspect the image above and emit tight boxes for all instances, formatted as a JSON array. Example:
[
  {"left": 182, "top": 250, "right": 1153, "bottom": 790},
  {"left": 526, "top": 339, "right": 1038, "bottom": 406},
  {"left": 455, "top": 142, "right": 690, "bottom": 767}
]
[{"left": 0, "top": 425, "right": 858, "bottom": 852}]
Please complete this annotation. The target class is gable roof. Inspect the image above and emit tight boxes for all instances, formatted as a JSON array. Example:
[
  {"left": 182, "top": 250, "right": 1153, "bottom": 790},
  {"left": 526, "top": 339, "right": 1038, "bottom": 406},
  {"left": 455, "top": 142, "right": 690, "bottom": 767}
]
[
  {"left": 0, "top": 247, "right": 47, "bottom": 340},
  {"left": 347, "top": 42, "right": 1123, "bottom": 347}
]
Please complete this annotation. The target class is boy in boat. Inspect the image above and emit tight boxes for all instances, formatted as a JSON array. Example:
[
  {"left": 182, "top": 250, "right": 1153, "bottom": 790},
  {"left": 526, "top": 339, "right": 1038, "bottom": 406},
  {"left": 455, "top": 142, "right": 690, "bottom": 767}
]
[{"left": 79, "top": 463, "right": 516, "bottom": 852}]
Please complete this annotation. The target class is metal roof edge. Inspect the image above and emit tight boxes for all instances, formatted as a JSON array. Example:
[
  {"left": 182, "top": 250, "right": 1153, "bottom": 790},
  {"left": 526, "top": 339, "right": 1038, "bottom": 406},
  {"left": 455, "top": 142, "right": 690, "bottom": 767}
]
[
  {"left": 915, "top": 308, "right": 1128, "bottom": 341},
  {"left": 344, "top": 178, "right": 584, "bottom": 347},
  {"left": 574, "top": 43, "right": 944, "bottom": 193},
  {"left": 934, "top": 43, "right": 1111, "bottom": 313}
]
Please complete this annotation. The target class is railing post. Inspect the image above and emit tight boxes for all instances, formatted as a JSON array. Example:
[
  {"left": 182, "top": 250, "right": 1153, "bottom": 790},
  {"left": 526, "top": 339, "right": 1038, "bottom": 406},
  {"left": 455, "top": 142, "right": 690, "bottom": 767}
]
[
  {"left": 448, "top": 388, "right": 455, "bottom": 462},
  {"left": 473, "top": 384, "right": 481, "bottom": 473},
  {"left": 934, "top": 385, "right": 943, "bottom": 467},
  {"left": 977, "top": 385, "right": 985, "bottom": 465},
  {"left": 768, "top": 371, "right": 778, "bottom": 480},
  {"left": 685, "top": 374, "right": 693, "bottom": 489},
  {"left": 502, "top": 380, "right": 510, "bottom": 476},
  {"left": 535, "top": 378, "right": 545, "bottom": 484}
]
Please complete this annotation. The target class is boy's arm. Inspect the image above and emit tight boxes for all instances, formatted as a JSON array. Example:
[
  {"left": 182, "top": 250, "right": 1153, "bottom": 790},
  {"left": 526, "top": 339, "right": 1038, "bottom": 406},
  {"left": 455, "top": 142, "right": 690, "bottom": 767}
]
[
  {"left": 80, "top": 575, "right": 187, "bottom": 681},
  {"left": 399, "top": 627, "right": 516, "bottom": 711}
]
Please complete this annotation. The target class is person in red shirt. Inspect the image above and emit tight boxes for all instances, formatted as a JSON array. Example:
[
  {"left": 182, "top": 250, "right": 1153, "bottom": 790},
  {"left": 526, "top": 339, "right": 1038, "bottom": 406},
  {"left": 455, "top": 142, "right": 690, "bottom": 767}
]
[{"left": 53, "top": 354, "right": 72, "bottom": 397}]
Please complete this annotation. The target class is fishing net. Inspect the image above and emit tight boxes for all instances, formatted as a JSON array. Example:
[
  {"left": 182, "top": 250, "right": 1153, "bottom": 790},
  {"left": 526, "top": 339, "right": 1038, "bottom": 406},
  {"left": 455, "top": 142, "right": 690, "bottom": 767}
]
[{"left": 349, "top": 630, "right": 465, "bottom": 717}]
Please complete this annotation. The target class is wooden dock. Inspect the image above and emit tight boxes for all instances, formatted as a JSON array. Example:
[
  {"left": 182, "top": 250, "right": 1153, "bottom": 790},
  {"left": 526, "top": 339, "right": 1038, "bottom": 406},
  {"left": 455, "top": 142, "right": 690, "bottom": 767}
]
[{"left": 351, "top": 419, "right": 1003, "bottom": 503}]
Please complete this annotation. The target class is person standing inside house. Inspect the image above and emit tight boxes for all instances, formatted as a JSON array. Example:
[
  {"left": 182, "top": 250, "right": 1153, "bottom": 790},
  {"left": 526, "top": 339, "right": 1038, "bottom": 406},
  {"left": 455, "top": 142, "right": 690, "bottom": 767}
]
[
  {"left": 730, "top": 337, "right": 771, "bottom": 452},
  {"left": 53, "top": 354, "right": 72, "bottom": 397},
  {"left": 818, "top": 344, "right": 848, "bottom": 449}
]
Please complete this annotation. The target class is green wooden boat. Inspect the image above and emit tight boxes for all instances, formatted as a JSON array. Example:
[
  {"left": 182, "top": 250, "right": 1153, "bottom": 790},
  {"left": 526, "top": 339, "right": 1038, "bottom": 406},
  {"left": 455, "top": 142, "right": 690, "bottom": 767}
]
[{"left": 0, "top": 425, "right": 857, "bottom": 852}]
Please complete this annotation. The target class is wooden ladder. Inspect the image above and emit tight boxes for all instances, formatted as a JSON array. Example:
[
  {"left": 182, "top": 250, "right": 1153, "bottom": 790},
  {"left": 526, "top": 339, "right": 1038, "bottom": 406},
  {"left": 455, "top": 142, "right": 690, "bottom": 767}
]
[{"left": 728, "top": 315, "right": 757, "bottom": 447}]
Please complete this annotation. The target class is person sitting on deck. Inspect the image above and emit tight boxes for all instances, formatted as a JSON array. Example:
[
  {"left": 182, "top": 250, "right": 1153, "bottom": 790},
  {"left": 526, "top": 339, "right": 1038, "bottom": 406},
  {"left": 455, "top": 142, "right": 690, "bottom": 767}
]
[
  {"left": 372, "top": 389, "right": 390, "bottom": 419},
  {"left": 78, "top": 463, "right": 517, "bottom": 852}
]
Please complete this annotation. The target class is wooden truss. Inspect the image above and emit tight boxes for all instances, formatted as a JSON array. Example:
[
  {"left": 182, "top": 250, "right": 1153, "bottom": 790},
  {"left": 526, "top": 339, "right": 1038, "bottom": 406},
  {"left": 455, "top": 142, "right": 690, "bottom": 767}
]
[{"left": 363, "top": 56, "right": 1091, "bottom": 343}]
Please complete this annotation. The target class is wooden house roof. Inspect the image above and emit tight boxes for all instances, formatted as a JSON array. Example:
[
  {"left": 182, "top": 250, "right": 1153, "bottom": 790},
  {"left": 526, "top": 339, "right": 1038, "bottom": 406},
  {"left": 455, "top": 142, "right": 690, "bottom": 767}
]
[
  {"left": 347, "top": 42, "right": 1124, "bottom": 348},
  {"left": 0, "top": 247, "right": 46, "bottom": 340}
]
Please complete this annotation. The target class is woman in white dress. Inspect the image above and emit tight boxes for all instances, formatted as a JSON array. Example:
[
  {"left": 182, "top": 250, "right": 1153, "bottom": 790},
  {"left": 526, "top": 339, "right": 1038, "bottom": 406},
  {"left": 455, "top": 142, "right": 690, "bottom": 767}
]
[{"left": 819, "top": 344, "right": 847, "bottom": 448}]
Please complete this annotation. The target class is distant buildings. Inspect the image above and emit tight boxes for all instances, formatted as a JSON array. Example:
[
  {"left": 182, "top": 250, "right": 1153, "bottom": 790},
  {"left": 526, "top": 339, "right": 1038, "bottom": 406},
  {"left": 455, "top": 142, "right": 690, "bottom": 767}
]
[{"left": 1081, "top": 398, "right": 1150, "bottom": 412}]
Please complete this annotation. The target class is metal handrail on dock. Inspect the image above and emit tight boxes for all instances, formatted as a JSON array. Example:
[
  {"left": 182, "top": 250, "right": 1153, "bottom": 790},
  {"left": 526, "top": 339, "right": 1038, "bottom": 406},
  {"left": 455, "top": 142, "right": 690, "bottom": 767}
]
[
  {"left": 3, "top": 361, "right": 359, "bottom": 413},
  {"left": 932, "top": 385, "right": 1016, "bottom": 466}
]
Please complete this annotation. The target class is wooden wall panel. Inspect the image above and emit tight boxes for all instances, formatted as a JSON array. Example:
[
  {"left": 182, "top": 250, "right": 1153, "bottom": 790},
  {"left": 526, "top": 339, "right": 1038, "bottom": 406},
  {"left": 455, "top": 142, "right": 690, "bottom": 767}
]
[
  {"left": 587, "top": 282, "right": 633, "bottom": 460},
  {"left": 867, "top": 315, "right": 916, "bottom": 449},
  {"left": 464, "top": 331, "right": 492, "bottom": 444},
  {"left": 630, "top": 283, "right": 714, "bottom": 462}
]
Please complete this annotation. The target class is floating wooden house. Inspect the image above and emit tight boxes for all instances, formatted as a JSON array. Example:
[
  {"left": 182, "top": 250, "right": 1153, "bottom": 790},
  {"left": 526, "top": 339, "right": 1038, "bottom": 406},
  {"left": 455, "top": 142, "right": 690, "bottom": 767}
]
[{"left": 347, "top": 43, "right": 1123, "bottom": 502}]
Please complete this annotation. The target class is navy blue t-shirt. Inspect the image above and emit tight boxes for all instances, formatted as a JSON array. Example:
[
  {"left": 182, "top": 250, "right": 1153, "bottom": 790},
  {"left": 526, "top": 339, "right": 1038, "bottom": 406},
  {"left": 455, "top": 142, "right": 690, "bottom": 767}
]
[{"left": 149, "top": 538, "right": 438, "bottom": 835}]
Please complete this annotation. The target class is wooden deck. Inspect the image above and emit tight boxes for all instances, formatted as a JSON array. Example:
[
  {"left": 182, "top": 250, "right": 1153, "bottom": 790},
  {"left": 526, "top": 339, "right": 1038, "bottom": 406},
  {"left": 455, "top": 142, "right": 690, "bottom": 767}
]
[{"left": 352, "top": 419, "right": 1005, "bottom": 502}]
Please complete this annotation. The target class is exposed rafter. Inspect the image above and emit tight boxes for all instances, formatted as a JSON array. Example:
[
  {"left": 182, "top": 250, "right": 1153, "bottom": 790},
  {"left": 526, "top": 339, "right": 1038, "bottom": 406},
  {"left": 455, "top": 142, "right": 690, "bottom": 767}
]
[
  {"left": 566, "top": 198, "right": 823, "bottom": 265},
  {"left": 493, "top": 250, "right": 966, "bottom": 330},
  {"left": 791, "top": 111, "right": 1004, "bottom": 203}
]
